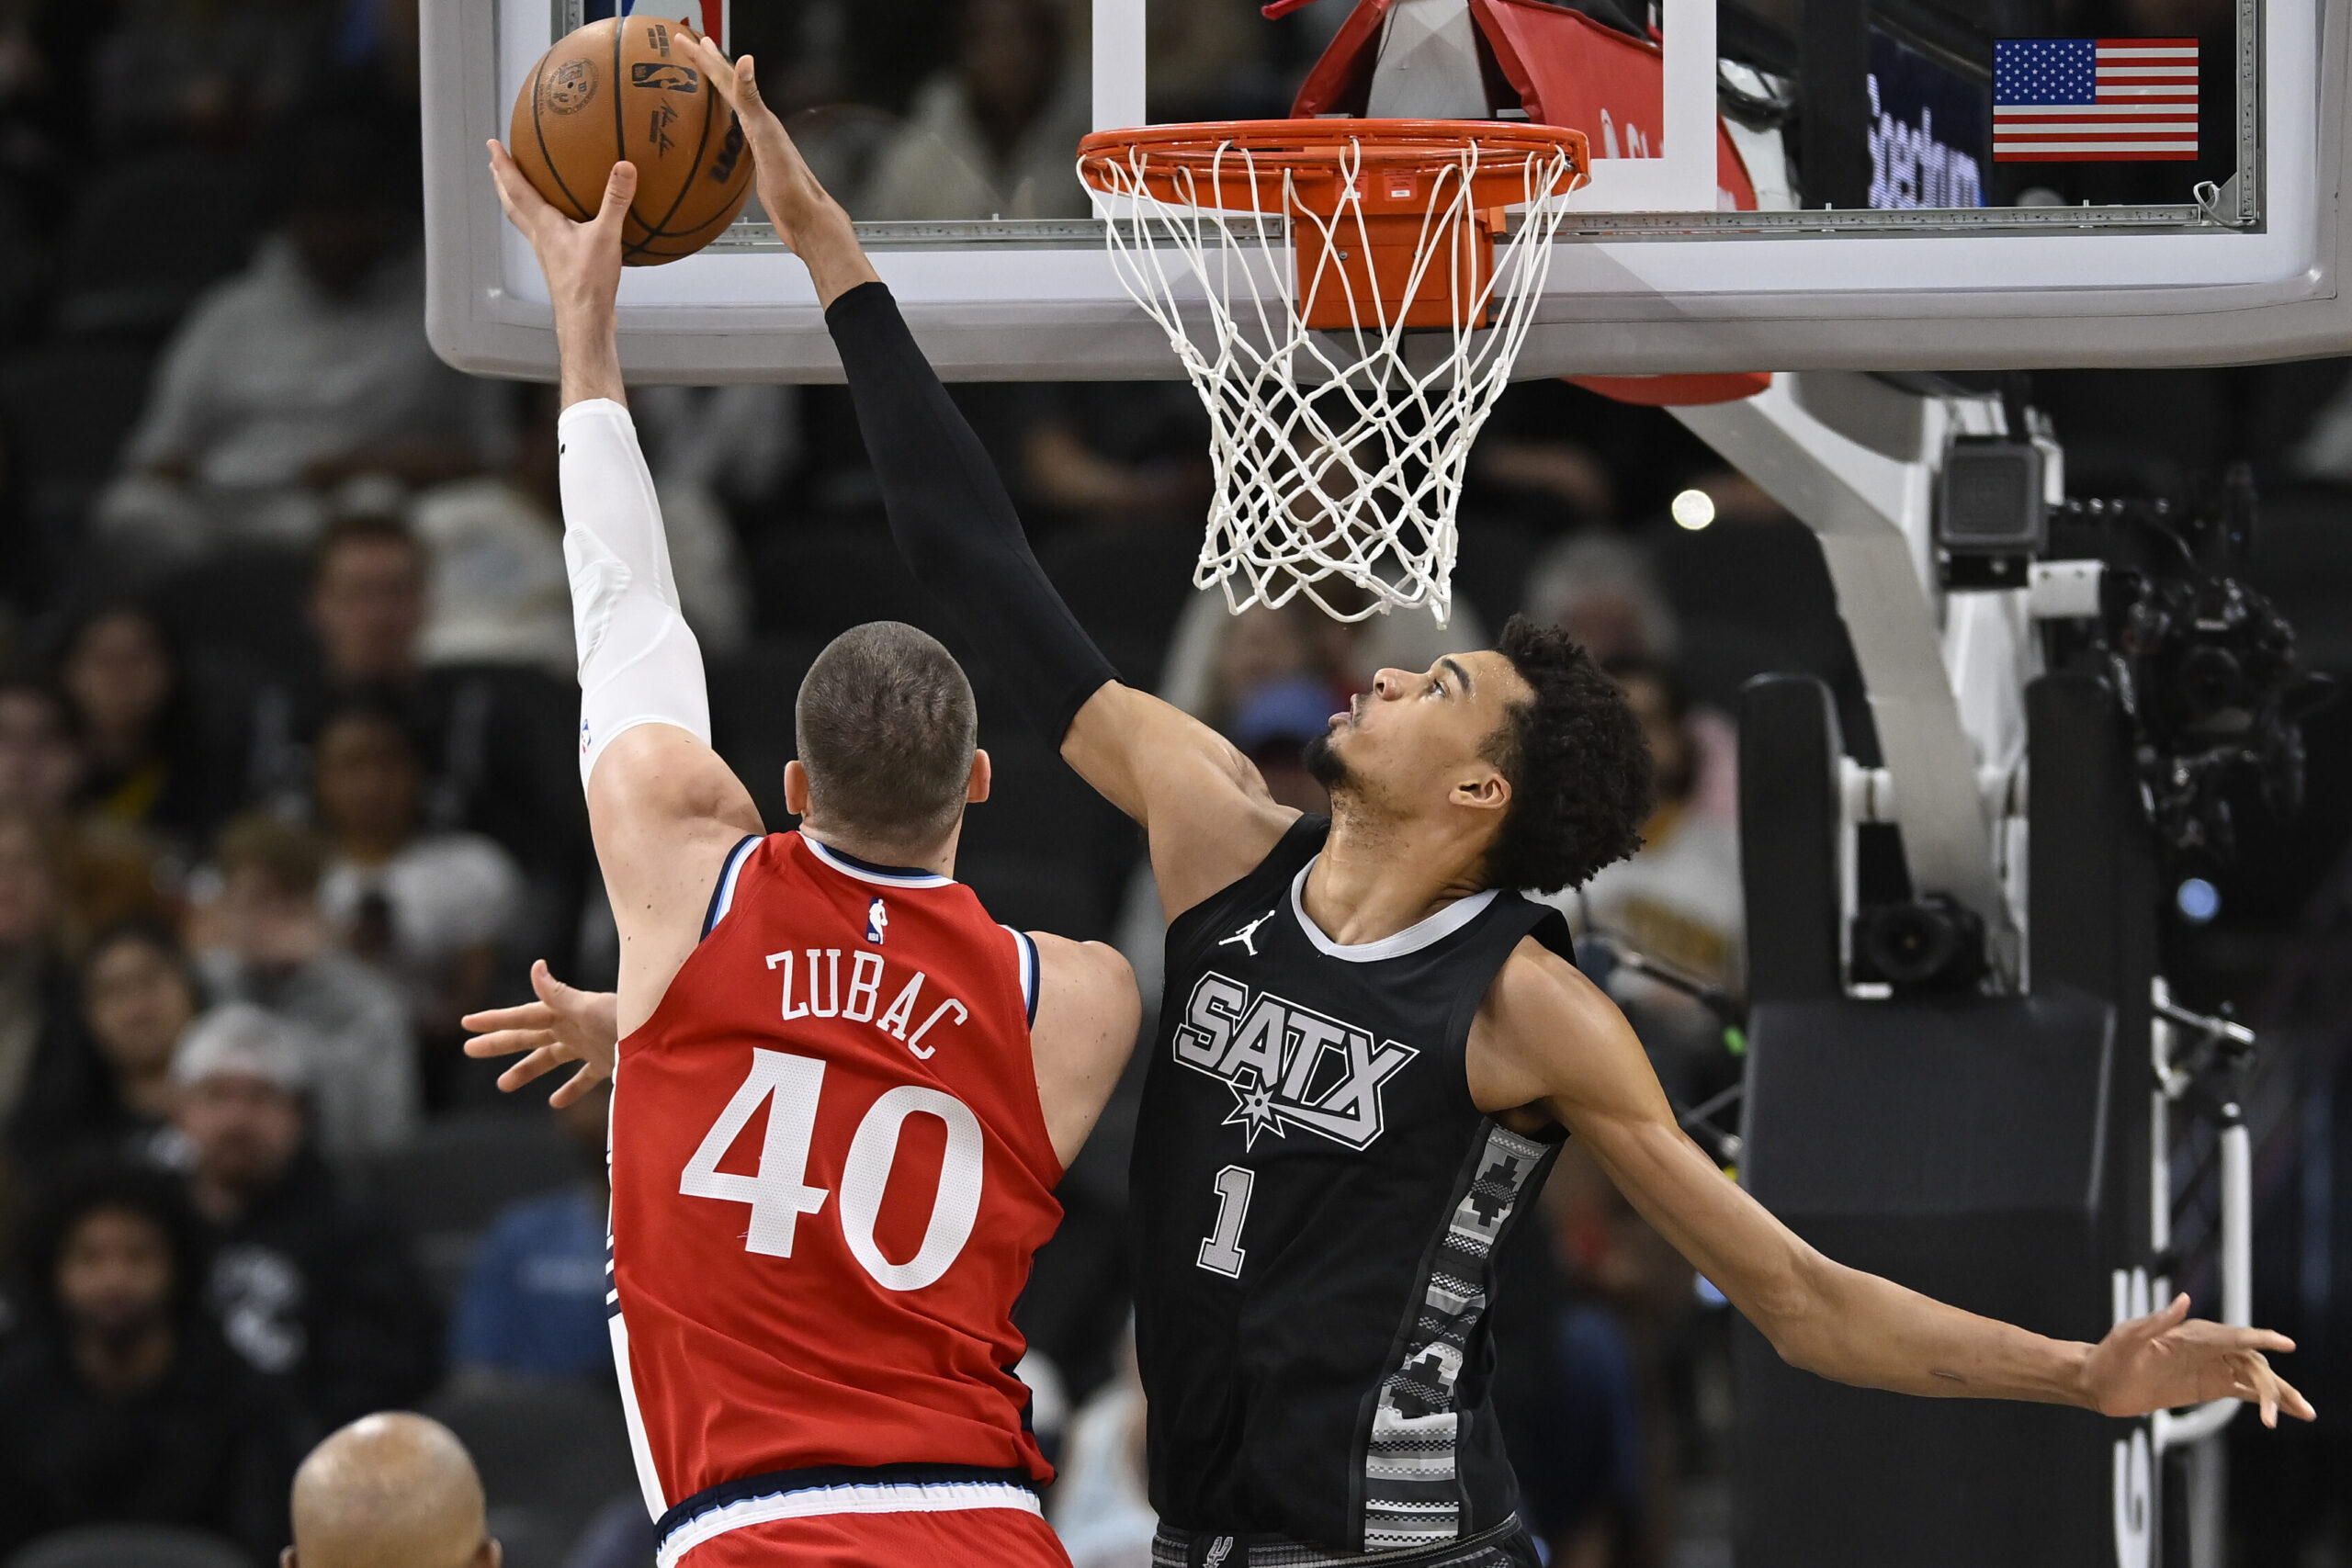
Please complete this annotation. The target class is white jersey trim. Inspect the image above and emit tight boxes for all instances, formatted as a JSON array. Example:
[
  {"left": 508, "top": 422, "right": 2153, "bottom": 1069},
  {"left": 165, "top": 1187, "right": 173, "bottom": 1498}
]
[
  {"left": 1288, "top": 858, "right": 1499, "bottom": 964},
  {"left": 657, "top": 1477, "right": 1044, "bottom": 1567},
  {"left": 703, "top": 836, "right": 761, "bottom": 936},
  {"left": 805, "top": 837, "right": 955, "bottom": 888}
]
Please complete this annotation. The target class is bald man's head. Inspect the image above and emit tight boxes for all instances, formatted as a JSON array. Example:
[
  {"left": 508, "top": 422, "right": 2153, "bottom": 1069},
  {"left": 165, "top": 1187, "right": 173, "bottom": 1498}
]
[{"left": 283, "top": 1413, "right": 500, "bottom": 1568}]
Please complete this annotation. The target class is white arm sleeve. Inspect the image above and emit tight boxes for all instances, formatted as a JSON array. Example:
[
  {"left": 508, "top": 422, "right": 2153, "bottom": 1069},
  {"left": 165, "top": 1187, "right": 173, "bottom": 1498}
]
[{"left": 559, "top": 398, "right": 712, "bottom": 790}]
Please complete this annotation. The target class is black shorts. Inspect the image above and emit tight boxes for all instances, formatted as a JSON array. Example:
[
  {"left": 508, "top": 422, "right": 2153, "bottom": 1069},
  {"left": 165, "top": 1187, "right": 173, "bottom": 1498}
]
[{"left": 1150, "top": 1517, "right": 1541, "bottom": 1568}]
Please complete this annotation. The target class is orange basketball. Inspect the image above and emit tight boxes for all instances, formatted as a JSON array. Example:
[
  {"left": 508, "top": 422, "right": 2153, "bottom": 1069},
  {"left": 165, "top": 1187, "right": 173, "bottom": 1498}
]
[{"left": 507, "top": 16, "right": 754, "bottom": 265}]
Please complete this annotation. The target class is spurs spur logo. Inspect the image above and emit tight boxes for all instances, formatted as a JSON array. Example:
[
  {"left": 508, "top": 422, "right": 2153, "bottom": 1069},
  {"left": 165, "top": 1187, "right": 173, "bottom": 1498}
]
[{"left": 1174, "top": 972, "right": 1417, "bottom": 1151}]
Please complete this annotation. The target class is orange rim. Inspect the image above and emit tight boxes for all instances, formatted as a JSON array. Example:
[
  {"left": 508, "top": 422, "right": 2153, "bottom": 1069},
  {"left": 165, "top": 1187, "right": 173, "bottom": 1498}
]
[{"left": 1078, "top": 118, "right": 1589, "bottom": 215}]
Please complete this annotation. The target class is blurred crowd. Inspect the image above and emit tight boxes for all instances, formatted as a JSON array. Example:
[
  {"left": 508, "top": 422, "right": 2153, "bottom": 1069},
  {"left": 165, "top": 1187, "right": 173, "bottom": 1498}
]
[{"left": 0, "top": 2, "right": 2346, "bottom": 1568}]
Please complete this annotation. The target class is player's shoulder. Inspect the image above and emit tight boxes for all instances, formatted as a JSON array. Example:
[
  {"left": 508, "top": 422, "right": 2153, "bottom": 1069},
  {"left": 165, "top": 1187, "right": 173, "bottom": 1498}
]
[
  {"left": 1027, "top": 931, "right": 1138, "bottom": 1002},
  {"left": 1487, "top": 933, "right": 1621, "bottom": 1038}
]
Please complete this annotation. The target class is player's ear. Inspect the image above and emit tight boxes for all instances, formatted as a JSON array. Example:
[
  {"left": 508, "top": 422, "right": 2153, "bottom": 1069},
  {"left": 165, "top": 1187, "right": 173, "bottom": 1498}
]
[
  {"left": 281, "top": 1551, "right": 299, "bottom": 1568},
  {"left": 783, "top": 759, "right": 811, "bottom": 817},
  {"left": 967, "top": 748, "right": 992, "bottom": 805},
  {"left": 478, "top": 1539, "right": 503, "bottom": 1568},
  {"left": 1452, "top": 764, "right": 1510, "bottom": 816}
]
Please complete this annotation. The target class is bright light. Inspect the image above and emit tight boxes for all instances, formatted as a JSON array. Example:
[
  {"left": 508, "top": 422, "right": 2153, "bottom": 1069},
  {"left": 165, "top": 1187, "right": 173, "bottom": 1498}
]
[
  {"left": 2176, "top": 878, "right": 2221, "bottom": 924},
  {"left": 1671, "top": 489, "right": 1716, "bottom": 530}
]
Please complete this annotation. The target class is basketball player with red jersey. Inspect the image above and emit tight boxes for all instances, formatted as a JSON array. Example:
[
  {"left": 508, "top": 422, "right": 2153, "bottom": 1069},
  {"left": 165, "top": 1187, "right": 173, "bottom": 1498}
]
[{"left": 474, "top": 144, "right": 1139, "bottom": 1568}]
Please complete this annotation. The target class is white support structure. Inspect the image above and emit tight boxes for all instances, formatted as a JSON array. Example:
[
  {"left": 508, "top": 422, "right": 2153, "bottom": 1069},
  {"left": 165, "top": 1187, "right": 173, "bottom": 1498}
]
[{"left": 1675, "top": 375, "right": 2023, "bottom": 978}]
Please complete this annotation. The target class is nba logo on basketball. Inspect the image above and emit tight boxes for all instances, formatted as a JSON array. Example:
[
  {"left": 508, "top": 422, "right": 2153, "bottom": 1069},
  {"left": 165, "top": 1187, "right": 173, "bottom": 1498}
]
[{"left": 582, "top": 0, "right": 727, "bottom": 51}]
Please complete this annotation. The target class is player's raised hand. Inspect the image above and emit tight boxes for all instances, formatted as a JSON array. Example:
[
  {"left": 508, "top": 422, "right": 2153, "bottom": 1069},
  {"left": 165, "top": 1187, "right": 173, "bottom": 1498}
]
[
  {"left": 487, "top": 140, "right": 634, "bottom": 311},
  {"left": 2081, "top": 1292, "right": 2315, "bottom": 1427},
  {"left": 674, "top": 35, "right": 877, "bottom": 304},
  {"left": 462, "top": 959, "right": 622, "bottom": 1107}
]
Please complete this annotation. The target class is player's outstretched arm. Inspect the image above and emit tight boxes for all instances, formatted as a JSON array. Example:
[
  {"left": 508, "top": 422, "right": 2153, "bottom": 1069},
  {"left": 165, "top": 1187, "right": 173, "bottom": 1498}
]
[
  {"left": 1468, "top": 940, "right": 2316, "bottom": 1427},
  {"left": 680, "top": 39, "right": 1295, "bottom": 919},
  {"left": 487, "top": 142, "right": 763, "bottom": 1034}
]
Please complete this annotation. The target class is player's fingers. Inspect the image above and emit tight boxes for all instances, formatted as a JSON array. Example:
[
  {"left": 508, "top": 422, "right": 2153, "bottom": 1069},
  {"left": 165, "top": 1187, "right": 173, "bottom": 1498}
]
[
  {"left": 463, "top": 1027, "right": 556, "bottom": 1059},
  {"left": 732, "top": 54, "right": 772, "bottom": 118},
  {"left": 461, "top": 998, "right": 559, "bottom": 1032},
  {"left": 486, "top": 140, "right": 545, "bottom": 229},
  {"left": 2141, "top": 1292, "right": 2192, "bottom": 1337},
  {"left": 594, "top": 160, "right": 639, "bottom": 231},
  {"left": 495, "top": 1046, "right": 565, "bottom": 1093},
  {"left": 2230, "top": 1327, "right": 2297, "bottom": 1354},
  {"left": 548, "top": 1057, "right": 616, "bottom": 1109},
  {"left": 528, "top": 958, "right": 572, "bottom": 1006}
]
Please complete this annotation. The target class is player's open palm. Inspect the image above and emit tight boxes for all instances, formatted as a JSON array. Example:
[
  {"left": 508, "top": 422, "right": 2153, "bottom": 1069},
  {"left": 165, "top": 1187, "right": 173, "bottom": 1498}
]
[
  {"left": 2082, "top": 1292, "right": 2314, "bottom": 1427},
  {"left": 462, "top": 959, "right": 621, "bottom": 1107},
  {"left": 674, "top": 37, "right": 839, "bottom": 259},
  {"left": 485, "top": 139, "right": 634, "bottom": 320}
]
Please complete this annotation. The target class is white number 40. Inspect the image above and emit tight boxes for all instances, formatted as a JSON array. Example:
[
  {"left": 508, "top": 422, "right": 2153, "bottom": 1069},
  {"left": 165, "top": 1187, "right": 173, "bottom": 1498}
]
[{"left": 679, "top": 1048, "right": 985, "bottom": 1292}]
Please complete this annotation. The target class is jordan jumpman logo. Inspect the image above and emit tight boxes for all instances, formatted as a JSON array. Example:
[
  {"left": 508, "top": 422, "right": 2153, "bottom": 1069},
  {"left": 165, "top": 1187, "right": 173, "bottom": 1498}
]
[{"left": 1220, "top": 909, "right": 1278, "bottom": 957}]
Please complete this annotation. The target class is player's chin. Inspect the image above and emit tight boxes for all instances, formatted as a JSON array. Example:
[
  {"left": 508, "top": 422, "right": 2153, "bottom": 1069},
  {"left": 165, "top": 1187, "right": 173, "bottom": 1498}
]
[{"left": 1304, "top": 729, "right": 1351, "bottom": 793}]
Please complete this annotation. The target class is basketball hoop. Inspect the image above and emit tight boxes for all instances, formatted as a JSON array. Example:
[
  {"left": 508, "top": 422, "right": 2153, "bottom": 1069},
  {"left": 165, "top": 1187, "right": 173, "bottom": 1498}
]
[{"left": 1078, "top": 119, "right": 1588, "bottom": 624}]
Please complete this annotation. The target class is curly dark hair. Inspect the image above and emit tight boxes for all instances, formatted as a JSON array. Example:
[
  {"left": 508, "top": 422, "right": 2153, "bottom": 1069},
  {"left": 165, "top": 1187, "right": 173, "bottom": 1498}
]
[
  {"left": 1480, "top": 615, "right": 1657, "bottom": 894},
  {"left": 15, "top": 1160, "right": 209, "bottom": 1333}
]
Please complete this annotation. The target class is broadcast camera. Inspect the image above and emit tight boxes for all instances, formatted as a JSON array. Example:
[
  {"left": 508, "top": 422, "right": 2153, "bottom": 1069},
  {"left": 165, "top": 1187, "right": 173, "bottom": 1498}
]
[{"left": 2052, "top": 467, "right": 2334, "bottom": 862}]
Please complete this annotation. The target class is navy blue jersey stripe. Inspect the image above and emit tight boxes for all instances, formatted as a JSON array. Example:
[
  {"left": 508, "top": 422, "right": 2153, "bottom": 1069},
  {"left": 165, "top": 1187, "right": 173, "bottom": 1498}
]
[{"left": 700, "top": 835, "right": 762, "bottom": 939}]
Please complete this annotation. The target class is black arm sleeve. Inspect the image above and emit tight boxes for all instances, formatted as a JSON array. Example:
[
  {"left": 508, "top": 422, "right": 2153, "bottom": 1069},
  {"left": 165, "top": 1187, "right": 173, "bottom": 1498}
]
[{"left": 825, "top": 280, "right": 1123, "bottom": 744}]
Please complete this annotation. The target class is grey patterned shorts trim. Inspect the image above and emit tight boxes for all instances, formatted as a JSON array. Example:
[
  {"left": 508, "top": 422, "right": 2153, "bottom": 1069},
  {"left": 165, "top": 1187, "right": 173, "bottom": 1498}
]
[{"left": 1149, "top": 1516, "right": 1534, "bottom": 1568}]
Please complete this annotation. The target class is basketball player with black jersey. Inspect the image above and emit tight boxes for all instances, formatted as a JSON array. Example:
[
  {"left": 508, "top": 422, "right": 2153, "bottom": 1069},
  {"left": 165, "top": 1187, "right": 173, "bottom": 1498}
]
[
  {"left": 493, "top": 39, "right": 2313, "bottom": 1568},
  {"left": 475, "top": 146, "right": 1138, "bottom": 1568}
]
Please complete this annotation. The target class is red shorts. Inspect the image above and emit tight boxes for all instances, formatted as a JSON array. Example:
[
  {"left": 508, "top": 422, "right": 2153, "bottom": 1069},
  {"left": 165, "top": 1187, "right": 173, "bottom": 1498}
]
[{"left": 675, "top": 1505, "right": 1070, "bottom": 1568}]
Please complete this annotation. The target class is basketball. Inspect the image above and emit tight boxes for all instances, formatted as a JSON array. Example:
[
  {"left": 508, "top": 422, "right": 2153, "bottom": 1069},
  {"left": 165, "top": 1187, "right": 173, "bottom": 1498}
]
[{"left": 507, "top": 16, "right": 752, "bottom": 265}]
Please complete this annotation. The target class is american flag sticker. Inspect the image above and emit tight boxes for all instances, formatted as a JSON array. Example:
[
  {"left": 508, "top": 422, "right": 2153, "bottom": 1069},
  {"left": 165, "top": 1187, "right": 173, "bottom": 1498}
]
[{"left": 1993, "top": 39, "right": 2199, "bottom": 161}]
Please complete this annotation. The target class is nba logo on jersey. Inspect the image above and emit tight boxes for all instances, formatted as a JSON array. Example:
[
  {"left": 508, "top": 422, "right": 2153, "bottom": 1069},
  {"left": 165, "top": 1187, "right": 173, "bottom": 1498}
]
[
  {"left": 866, "top": 897, "right": 888, "bottom": 944},
  {"left": 582, "top": 0, "right": 727, "bottom": 50}
]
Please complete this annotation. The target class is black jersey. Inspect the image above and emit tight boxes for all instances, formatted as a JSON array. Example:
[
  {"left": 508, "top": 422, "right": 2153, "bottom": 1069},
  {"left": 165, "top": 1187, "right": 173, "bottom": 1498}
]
[{"left": 1132, "top": 816, "right": 1571, "bottom": 1556}]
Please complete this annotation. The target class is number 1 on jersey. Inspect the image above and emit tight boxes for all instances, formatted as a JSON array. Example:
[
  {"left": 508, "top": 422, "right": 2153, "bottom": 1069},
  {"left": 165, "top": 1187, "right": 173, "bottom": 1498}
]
[
  {"left": 1197, "top": 1164, "right": 1255, "bottom": 1278},
  {"left": 679, "top": 1048, "right": 830, "bottom": 1258}
]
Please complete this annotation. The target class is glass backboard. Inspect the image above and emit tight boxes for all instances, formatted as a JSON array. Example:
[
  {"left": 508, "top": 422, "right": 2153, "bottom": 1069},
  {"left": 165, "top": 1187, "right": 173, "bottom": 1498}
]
[{"left": 424, "top": 0, "right": 2352, "bottom": 380}]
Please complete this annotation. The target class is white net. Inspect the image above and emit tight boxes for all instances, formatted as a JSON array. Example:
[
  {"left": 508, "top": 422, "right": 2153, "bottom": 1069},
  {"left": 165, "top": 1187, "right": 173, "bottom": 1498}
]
[{"left": 1082, "top": 127, "right": 1583, "bottom": 625}]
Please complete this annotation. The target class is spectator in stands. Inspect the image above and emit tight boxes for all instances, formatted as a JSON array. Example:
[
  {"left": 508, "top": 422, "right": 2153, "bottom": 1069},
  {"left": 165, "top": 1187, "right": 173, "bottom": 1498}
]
[
  {"left": 0, "top": 674, "right": 80, "bottom": 817},
  {"left": 1502, "top": 1141, "right": 1696, "bottom": 1568},
  {"left": 859, "top": 0, "right": 1091, "bottom": 221},
  {"left": 1050, "top": 1325, "right": 1158, "bottom": 1568},
  {"left": 0, "top": 807, "right": 82, "bottom": 1151},
  {"left": 94, "top": 0, "right": 326, "bottom": 150},
  {"left": 1523, "top": 534, "right": 1679, "bottom": 668},
  {"left": 285, "top": 1411, "right": 501, "bottom": 1568},
  {"left": 197, "top": 814, "right": 417, "bottom": 1162},
  {"left": 1012, "top": 383, "right": 1214, "bottom": 531},
  {"left": 413, "top": 382, "right": 752, "bottom": 676},
  {"left": 449, "top": 1077, "right": 613, "bottom": 1382},
  {"left": 313, "top": 698, "right": 521, "bottom": 1105},
  {"left": 1541, "top": 660, "right": 1744, "bottom": 1100},
  {"left": 98, "top": 115, "right": 492, "bottom": 562},
  {"left": 243, "top": 515, "right": 586, "bottom": 929},
  {"left": 11, "top": 919, "right": 200, "bottom": 1177},
  {"left": 173, "top": 1003, "right": 441, "bottom": 1431},
  {"left": 54, "top": 602, "right": 231, "bottom": 846},
  {"left": 0, "top": 1161, "right": 299, "bottom": 1562}
]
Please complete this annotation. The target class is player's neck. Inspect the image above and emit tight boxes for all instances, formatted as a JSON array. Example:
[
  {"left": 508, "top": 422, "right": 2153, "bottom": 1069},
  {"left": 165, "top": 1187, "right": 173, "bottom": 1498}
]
[
  {"left": 799, "top": 819, "right": 960, "bottom": 880},
  {"left": 1306, "top": 809, "right": 1491, "bottom": 946}
]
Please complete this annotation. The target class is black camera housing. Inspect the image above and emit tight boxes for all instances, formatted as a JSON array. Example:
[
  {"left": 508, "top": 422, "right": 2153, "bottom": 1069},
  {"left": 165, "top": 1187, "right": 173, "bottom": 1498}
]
[{"left": 1849, "top": 895, "right": 1988, "bottom": 993}]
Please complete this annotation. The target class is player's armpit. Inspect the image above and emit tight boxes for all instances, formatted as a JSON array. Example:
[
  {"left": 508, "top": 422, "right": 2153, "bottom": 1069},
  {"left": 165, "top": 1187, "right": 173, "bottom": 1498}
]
[
  {"left": 589, "top": 726, "right": 763, "bottom": 1033},
  {"left": 1060, "top": 682, "right": 1299, "bottom": 919},
  {"left": 1025, "top": 934, "right": 1142, "bottom": 1170},
  {"left": 1467, "top": 940, "right": 1831, "bottom": 1354}
]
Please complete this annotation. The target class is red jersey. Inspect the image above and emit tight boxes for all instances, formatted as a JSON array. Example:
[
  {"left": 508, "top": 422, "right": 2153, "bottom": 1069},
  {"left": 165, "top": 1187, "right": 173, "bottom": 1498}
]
[{"left": 605, "top": 831, "right": 1064, "bottom": 1555}]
